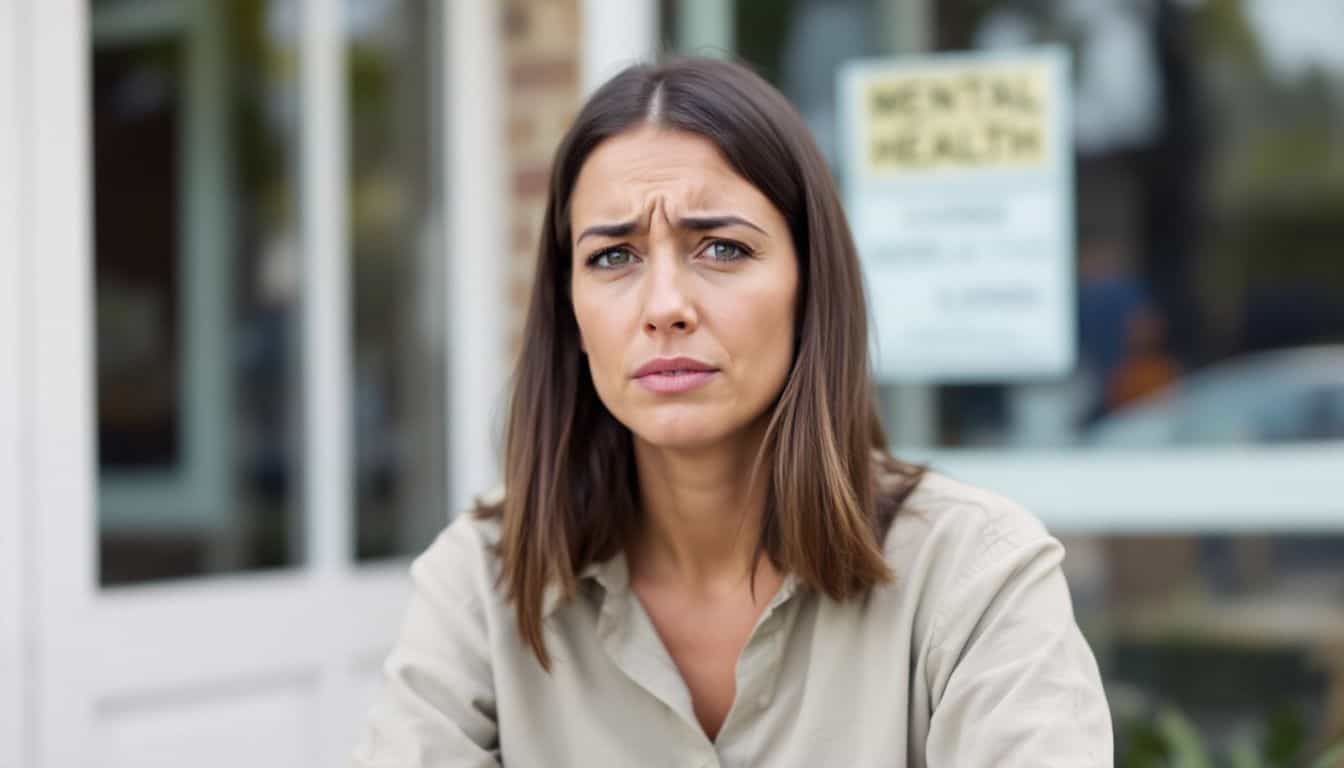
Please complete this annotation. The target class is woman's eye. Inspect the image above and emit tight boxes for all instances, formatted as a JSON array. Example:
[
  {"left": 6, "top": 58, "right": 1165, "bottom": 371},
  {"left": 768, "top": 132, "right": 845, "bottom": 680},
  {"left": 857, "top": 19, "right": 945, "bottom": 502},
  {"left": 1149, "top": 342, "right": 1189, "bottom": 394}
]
[
  {"left": 705, "top": 240, "right": 749, "bottom": 262},
  {"left": 588, "top": 248, "right": 634, "bottom": 269}
]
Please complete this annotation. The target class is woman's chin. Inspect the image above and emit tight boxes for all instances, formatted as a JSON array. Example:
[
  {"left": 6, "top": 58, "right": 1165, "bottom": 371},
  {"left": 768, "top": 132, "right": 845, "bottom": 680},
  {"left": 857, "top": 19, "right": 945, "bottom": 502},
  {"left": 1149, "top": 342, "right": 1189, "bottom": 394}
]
[
  {"left": 633, "top": 428, "right": 722, "bottom": 451},
  {"left": 628, "top": 415, "right": 733, "bottom": 451},
  {"left": 619, "top": 402, "right": 770, "bottom": 453}
]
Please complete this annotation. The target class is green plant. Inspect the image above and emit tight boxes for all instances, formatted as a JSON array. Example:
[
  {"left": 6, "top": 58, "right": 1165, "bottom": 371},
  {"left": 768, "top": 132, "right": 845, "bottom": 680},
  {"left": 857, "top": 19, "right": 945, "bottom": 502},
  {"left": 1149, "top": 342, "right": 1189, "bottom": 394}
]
[{"left": 1119, "top": 702, "right": 1344, "bottom": 768}]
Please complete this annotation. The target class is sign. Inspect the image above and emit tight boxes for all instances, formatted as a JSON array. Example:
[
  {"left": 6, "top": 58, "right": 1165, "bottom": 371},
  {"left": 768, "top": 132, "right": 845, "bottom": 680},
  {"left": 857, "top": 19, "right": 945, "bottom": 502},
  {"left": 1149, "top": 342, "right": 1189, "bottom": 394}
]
[{"left": 840, "top": 48, "right": 1074, "bottom": 382}]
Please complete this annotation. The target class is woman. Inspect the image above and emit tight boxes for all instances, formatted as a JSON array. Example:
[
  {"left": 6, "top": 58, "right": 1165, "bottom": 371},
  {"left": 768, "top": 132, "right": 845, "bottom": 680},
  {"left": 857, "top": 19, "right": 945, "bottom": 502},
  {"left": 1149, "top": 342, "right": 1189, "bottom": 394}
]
[{"left": 353, "top": 57, "right": 1112, "bottom": 767}]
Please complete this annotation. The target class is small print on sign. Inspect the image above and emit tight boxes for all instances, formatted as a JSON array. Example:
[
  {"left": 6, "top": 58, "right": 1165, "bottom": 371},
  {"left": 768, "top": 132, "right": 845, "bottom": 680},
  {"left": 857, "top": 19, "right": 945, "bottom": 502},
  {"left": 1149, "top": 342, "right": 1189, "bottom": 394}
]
[{"left": 862, "top": 64, "right": 1051, "bottom": 173}]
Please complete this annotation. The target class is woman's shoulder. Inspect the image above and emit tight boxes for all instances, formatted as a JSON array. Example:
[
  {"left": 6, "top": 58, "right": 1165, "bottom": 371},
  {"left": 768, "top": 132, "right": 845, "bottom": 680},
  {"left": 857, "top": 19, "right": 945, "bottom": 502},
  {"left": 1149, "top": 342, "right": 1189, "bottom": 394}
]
[
  {"left": 896, "top": 470, "right": 1049, "bottom": 536},
  {"left": 407, "top": 490, "right": 508, "bottom": 608},
  {"left": 882, "top": 469, "right": 1056, "bottom": 587}
]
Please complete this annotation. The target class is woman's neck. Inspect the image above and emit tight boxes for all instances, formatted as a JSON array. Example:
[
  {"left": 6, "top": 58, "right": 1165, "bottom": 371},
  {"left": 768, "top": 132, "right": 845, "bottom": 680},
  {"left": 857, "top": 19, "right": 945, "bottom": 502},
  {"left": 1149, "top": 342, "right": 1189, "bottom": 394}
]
[{"left": 628, "top": 421, "right": 771, "bottom": 593}]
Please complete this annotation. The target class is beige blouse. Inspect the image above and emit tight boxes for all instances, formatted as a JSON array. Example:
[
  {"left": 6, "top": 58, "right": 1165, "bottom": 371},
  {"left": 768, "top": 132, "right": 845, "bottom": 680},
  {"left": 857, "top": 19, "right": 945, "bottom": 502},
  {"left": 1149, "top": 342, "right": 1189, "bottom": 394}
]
[{"left": 351, "top": 471, "right": 1113, "bottom": 767}]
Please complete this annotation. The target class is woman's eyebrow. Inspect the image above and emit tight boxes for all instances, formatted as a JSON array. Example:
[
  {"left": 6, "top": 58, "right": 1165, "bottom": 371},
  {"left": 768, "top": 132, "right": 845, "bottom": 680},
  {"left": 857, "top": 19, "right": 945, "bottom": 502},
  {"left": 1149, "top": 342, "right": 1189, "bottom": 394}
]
[
  {"left": 575, "top": 213, "right": 766, "bottom": 244},
  {"left": 576, "top": 219, "right": 638, "bottom": 244},
  {"left": 677, "top": 214, "right": 767, "bottom": 235}
]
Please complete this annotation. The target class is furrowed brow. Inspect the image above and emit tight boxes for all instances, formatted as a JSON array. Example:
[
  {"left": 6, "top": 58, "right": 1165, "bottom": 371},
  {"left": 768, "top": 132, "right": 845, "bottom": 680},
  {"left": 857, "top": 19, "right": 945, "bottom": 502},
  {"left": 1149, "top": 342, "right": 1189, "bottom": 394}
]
[
  {"left": 676, "top": 214, "right": 766, "bottom": 235},
  {"left": 576, "top": 219, "right": 640, "bottom": 244}
]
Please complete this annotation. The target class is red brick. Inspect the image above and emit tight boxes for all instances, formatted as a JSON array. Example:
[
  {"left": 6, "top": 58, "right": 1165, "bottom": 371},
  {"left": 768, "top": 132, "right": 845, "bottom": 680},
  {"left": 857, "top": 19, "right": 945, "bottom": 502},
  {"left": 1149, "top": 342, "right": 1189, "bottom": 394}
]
[
  {"left": 510, "top": 56, "right": 578, "bottom": 91},
  {"left": 513, "top": 166, "right": 550, "bottom": 198},
  {"left": 513, "top": 223, "right": 534, "bottom": 252},
  {"left": 509, "top": 116, "right": 535, "bottom": 146},
  {"left": 503, "top": 3, "right": 529, "bottom": 41}
]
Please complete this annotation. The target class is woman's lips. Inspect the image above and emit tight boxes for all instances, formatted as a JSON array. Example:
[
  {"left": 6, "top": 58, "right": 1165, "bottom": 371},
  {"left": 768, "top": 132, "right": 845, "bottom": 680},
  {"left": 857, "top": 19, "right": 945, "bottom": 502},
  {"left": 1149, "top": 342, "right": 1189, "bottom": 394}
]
[{"left": 634, "top": 369, "right": 719, "bottom": 394}]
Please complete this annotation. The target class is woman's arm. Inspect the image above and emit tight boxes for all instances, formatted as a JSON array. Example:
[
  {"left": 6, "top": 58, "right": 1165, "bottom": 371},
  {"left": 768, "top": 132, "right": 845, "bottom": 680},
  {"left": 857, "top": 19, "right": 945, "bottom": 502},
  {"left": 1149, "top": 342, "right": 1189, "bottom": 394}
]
[
  {"left": 923, "top": 514, "right": 1113, "bottom": 766},
  {"left": 352, "top": 524, "right": 501, "bottom": 767}
]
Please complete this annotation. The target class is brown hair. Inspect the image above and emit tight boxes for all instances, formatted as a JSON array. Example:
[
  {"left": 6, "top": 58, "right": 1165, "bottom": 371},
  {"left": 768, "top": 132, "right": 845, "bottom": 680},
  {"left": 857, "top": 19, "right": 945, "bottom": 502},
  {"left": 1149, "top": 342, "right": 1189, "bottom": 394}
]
[{"left": 478, "top": 57, "right": 924, "bottom": 669}]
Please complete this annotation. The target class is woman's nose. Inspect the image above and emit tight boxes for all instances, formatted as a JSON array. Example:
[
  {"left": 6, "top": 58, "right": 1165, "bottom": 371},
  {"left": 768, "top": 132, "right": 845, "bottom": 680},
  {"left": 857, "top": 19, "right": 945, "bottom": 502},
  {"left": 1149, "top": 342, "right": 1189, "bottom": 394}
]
[{"left": 641, "top": 256, "right": 698, "bottom": 335}]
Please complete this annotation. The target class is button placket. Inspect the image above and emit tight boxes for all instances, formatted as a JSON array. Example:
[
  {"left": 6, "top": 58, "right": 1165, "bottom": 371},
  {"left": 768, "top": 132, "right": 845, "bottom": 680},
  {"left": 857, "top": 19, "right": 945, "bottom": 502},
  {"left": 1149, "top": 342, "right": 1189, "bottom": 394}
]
[
  {"left": 750, "top": 596, "right": 799, "bottom": 711},
  {"left": 754, "top": 632, "right": 786, "bottom": 710},
  {"left": 726, "top": 589, "right": 792, "bottom": 722}
]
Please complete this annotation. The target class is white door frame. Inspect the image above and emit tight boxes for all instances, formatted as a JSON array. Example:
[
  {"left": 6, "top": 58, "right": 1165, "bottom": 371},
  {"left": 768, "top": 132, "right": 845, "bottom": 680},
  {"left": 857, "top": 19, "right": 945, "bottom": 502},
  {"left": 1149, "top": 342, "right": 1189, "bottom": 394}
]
[
  {"left": 580, "top": 0, "right": 658, "bottom": 97},
  {"left": 25, "top": 2, "right": 99, "bottom": 764},
  {"left": 1, "top": 2, "right": 31, "bottom": 765},
  {"left": 11, "top": 0, "right": 509, "bottom": 764},
  {"left": 446, "top": 0, "right": 509, "bottom": 515}
]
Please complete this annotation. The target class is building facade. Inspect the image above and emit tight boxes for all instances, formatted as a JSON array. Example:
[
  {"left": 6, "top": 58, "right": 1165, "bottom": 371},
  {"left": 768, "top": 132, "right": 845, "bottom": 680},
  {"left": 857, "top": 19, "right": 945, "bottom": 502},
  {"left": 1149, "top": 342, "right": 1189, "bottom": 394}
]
[{"left": 3, "top": 1, "right": 1343, "bottom": 764}]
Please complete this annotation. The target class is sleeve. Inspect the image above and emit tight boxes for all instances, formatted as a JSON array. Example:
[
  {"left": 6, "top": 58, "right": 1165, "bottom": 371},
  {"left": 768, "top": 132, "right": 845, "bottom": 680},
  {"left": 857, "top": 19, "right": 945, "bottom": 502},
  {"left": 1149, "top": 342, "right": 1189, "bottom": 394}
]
[
  {"left": 351, "top": 525, "right": 501, "bottom": 768},
  {"left": 923, "top": 516, "right": 1114, "bottom": 767}
]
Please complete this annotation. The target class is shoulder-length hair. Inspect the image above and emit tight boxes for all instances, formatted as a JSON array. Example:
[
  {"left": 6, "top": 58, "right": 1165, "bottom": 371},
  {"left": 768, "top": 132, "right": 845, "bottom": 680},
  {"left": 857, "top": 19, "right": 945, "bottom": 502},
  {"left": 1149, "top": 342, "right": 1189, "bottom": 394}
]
[{"left": 478, "top": 57, "right": 923, "bottom": 669}]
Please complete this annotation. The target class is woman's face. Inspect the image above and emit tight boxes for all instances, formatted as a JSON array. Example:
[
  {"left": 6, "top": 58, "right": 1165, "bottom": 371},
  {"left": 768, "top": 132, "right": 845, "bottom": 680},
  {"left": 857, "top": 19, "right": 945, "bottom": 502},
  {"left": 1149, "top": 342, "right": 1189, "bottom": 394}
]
[{"left": 568, "top": 125, "right": 799, "bottom": 450}]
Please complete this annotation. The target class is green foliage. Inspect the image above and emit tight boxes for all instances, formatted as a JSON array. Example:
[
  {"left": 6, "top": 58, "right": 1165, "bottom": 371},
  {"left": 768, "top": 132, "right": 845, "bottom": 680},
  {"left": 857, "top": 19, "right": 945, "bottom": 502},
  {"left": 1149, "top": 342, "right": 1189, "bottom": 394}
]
[
  {"left": 1119, "top": 700, "right": 1343, "bottom": 768},
  {"left": 1265, "top": 704, "right": 1311, "bottom": 766},
  {"left": 1310, "top": 743, "right": 1344, "bottom": 768}
]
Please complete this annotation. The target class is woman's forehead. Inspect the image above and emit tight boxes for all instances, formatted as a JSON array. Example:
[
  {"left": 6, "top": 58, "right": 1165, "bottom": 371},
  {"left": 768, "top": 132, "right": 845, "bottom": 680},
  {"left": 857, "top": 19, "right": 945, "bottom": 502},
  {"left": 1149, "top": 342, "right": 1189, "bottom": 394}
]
[{"left": 570, "top": 127, "right": 769, "bottom": 223}]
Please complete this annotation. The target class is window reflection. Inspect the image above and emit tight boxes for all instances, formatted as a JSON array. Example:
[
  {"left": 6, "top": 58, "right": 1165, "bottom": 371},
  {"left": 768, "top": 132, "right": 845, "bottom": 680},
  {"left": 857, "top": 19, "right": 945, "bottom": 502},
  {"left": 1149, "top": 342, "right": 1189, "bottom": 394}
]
[
  {"left": 931, "top": 0, "right": 1344, "bottom": 450},
  {"left": 664, "top": 0, "right": 1344, "bottom": 756},
  {"left": 670, "top": 0, "right": 1344, "bottom": 450},
  {"left": 94, "top": 38, "right": 182, "bottom": 472},
  {"left": 346, "top": 0, "right": 448, "bottom": 560},
  {"left": 94, "top": 0, "right": 303, "bottom": 584}
]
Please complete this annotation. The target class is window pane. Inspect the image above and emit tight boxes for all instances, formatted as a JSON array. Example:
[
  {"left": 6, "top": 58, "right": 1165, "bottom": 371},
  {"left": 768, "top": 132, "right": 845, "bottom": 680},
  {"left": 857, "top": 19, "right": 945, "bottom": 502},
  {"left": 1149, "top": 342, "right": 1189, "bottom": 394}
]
[
  {"left": 347, "top": 0, "right": 448, "bottom": 560},
  {"left": 664, "top": 0, "right": 1344, "bottom": 756},
  {"left": 1063, "top": 531, "right": 1344, "bottom": 754},
  {"left": 667, "top": 0, "right": 1344, "bottom": 451},
  {"left": 923, "top": 1, "right": 1344, "bottom": 450},
  {"left": 94, "top": 0, "right": 303, "bottom": 584}
]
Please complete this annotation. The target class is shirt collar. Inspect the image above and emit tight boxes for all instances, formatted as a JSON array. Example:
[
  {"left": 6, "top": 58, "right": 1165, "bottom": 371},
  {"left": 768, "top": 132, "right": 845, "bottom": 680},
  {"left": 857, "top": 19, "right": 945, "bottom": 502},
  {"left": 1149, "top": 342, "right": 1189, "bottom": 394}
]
[
  {"left": 541, "top": 551, "right": 630, "bottom": 618},
  {"left": 771, "top": 571, "right": 802, "bottom": 609},
  {"left": 541, "top": 553, "right": 803, "bottom": 617}
]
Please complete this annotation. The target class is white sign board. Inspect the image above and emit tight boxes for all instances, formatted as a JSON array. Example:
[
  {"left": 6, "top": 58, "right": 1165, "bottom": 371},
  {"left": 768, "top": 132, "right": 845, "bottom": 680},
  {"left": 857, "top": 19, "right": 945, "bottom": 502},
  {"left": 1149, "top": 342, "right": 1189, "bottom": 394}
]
[{"left": 840, "top": 47, "right": 1074, "bottom": 382}]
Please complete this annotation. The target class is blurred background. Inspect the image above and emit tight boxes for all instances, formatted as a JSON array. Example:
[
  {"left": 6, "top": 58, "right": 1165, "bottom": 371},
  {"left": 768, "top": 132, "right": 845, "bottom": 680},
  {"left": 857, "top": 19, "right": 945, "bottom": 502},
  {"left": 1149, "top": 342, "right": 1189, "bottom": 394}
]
[{"left": 2, "top": 0, "right": 1342, "bottom": 765}]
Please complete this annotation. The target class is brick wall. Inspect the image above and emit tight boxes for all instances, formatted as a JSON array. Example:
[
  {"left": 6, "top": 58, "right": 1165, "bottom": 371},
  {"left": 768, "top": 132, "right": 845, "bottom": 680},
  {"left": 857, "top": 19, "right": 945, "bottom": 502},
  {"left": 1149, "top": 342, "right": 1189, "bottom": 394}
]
[{"left": 503, "top": 0, "right": 582, "bottom": 353}]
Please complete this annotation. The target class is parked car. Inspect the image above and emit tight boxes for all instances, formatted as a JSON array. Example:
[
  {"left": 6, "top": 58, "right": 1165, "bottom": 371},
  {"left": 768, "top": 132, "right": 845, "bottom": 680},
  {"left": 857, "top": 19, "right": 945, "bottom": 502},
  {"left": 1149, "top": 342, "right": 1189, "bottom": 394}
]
[{"left": 1084, "top": 346, "right": 1344, "bottom": 447}]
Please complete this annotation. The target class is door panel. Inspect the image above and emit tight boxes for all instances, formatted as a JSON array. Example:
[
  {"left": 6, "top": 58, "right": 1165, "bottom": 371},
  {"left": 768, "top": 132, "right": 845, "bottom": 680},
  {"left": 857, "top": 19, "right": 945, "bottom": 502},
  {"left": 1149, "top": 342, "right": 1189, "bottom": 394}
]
[{"left": 93, "top": 684, "right": 311, "bottom": 768}]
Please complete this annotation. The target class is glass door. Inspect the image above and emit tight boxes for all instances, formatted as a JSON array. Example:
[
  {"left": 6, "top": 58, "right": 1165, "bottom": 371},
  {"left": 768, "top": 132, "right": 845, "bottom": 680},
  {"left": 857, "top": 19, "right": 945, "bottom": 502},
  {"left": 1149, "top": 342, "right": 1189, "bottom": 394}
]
[{"left": 12, "top": 0, "right": 478, "bottom": 764}]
